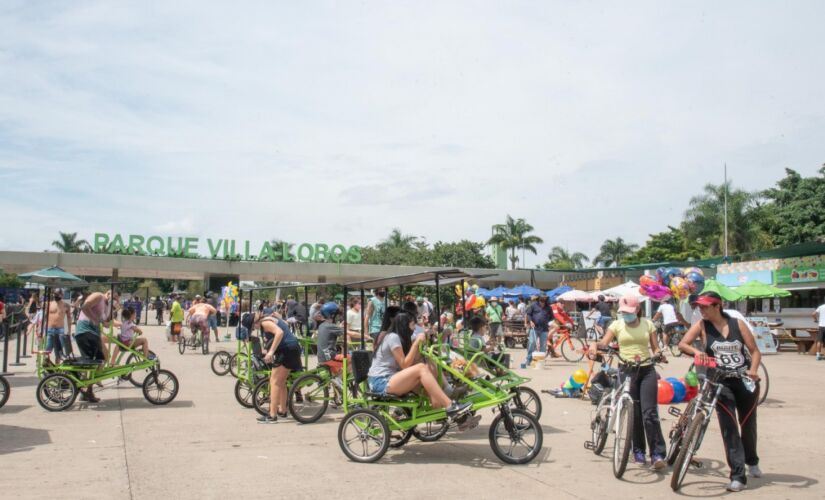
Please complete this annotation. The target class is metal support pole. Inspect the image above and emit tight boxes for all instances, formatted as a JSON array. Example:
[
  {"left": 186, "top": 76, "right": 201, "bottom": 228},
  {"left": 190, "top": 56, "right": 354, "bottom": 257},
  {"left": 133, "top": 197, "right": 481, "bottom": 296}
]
[
  {"left": 342, "top": 286, "right": 349, "bottom": 357},
  {"left": 460, "top": 280, "right": 466, "bottom": 330},
  {"left": 145, "top": 287, "right": 150, "bottom": 325},
  {"left": 434, "top": 274, "right": 441, "bottom": 335},
  {"left": 2, "top": 310, "right": 12, "bottom": 372},
  {"left": 304, "top": 287, "right": 309, "bottom": 337},
  {"left": 360, "top": 288, "right": 366, "bottom": 350}
]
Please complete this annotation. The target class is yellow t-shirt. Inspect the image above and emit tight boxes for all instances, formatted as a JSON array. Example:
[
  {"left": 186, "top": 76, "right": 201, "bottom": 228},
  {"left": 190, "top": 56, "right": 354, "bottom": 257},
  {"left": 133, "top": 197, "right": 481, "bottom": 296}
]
[{"left": 611, "top": 318, "right": 655, "bottom": 363}]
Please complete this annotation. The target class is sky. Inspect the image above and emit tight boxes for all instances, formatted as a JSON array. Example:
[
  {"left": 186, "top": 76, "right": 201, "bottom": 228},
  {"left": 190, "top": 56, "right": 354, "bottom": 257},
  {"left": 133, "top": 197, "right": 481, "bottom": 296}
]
[{"left": 1, "top": 1, "right": 824, "bottom": 268}]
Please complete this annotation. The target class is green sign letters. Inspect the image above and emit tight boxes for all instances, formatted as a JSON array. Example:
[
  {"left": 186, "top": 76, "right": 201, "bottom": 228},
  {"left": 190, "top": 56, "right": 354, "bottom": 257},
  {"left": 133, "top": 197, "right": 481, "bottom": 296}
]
[{"left": 93, "top": 233, "right": 362, "bottom": 264}]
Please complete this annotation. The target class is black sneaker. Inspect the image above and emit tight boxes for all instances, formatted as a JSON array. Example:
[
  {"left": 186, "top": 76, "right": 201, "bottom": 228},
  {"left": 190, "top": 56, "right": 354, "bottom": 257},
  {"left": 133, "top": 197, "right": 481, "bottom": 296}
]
[
  {"left": 256, "top": 415, "right": 278, "bottom": 424},
  {"left": 445, "top": 401, "right": 473, "bottom": 420},
  {"left": 277, "top": 411, "right": 290, "bottom": 419}
]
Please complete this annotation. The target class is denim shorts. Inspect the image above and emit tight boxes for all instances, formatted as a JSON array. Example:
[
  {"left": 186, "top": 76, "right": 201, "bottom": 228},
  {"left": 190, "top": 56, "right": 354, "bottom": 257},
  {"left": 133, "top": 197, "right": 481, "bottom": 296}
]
[
  {"left": 368, "top": 375, "right": 391, "bottom": 395},
  {"left": 45, "top": 327, "right": 65, "bottom": 352},
  {"left": 207, "top": 315, "right": 218, "bottom": 328}
]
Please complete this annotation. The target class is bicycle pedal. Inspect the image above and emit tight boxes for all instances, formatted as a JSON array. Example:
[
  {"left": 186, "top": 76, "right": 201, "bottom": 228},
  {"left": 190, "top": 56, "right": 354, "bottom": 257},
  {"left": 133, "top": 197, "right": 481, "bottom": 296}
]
[
  {"left": 668, "top": 406, "right": 682, "bottom": 417},
  {"left": 584, "top": 441, "right": 595, "bottom": 451}
]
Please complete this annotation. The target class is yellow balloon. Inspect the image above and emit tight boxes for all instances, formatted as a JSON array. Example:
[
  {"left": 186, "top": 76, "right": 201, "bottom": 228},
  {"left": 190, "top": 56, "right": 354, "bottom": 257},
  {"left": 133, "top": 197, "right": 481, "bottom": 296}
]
[{"left": 572, "top": 369, "right": 588, "bottom": 385}]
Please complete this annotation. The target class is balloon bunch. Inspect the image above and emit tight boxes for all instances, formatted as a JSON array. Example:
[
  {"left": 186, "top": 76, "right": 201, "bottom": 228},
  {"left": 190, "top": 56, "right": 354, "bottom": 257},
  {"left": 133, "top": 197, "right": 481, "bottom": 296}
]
[
  {"left": 455, "top": 282, "right": 485, "bottom": 312},
  {"left": 560, "top": 369, "right": 589, "bottom": 396},
  {"left": 221, "top": 281, "right": 239, "bottom": 310},
  {"left": 640, "top": 267, "right": 705, "bottom": 302},
  {"left": 657, "top": 371, "right": 700, "bottom": 404}
]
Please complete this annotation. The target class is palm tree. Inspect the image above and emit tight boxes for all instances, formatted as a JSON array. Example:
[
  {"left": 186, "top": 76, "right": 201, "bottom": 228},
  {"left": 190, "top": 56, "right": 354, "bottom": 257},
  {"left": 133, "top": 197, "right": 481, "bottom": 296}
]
[
  {"left": 379, "top": 228, "right": 419, "bottom": 250},
  {"left": 487, "top": 215, "right": 544, "bottom": 269},
  {"left": 683, "top": 182, "right": 769, "bottom": 256},
  {"left": 543, "top": 246, "right": 589, "bottom": 270},
  {"left": 593, "top": 237, "right": 638, "bottom": 267},
  {"left": 52, "top": 231, "right": 90, "bottom": 253}
]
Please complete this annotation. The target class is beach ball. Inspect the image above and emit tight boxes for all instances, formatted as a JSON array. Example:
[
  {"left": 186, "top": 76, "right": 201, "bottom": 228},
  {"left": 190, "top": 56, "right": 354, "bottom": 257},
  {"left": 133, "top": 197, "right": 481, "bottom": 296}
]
[
  {"left": 569, "top": 376, "right": 584, "bottom": 389},
  {"left": 657, "top": 380, "right": 674, "bottom": 404},
  {"left": 572, "top": 369, "right": 588, "bottom": 385}
]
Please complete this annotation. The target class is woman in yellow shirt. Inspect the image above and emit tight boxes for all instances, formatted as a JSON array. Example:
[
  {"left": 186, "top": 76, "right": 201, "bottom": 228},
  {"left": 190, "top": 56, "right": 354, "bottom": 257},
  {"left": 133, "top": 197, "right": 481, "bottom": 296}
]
[{"left": 589, "top": 294, "right": 668, "bottom": 470}]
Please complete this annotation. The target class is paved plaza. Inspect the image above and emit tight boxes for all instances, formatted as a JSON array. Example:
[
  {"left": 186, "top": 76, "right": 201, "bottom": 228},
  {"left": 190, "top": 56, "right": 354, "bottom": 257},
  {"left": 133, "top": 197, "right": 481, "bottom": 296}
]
[{"left": 1, "top": 325, "right": 822, "bottom": 499}]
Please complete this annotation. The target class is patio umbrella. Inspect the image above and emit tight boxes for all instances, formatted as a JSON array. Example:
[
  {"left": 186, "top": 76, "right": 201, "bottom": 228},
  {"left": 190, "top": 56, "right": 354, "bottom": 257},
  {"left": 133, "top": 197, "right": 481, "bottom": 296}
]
[
  {"left": 701, "top": 279, "right": 742, "bottom": 302},
  {"left": 484, "top": 286, "right": 509, "bottom": 299},
  {"left": 18, "top": 266, "right": 86, "bottom": 287},
  {"left": 546, "top": 285, "right": 573, "bottom": 302},
  {"left": 733, "top": 280, "right": 791, "bottom": 299},
  {"left": 601, "top": 280, "right": 640, "bottom": 298},
  {"left": 503, "top": 284, "right": 543, "bottom": 299},
  {"left": 558, "top": 289, "right": 594, "bottom": 302}
]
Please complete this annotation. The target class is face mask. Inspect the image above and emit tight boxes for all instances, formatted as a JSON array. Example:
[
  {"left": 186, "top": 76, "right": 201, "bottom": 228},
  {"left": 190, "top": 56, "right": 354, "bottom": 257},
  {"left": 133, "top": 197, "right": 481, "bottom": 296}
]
[{"left": 621, "top": 313, "right": 638, "bottom": 323}]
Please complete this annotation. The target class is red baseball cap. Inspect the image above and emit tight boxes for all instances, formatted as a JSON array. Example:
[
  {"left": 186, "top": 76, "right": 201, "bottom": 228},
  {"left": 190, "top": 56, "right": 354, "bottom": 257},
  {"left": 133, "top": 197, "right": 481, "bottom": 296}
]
[
  {"left": 617, "top": 294, "right": 641, "bottom": 313},
  {"left": 695, "top": 292, "right": 722, "bottom": 306}
]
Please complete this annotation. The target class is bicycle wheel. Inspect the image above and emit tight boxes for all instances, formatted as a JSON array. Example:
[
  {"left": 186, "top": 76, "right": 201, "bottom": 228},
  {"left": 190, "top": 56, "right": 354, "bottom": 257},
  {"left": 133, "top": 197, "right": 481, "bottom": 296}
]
[
  {"left": 489, "top": 408, "right": 543, "bottom": 464},
  {"left": 387, "top": 407, "right": 414, "bottom": 449},
  {"left": 758, "top": 363, "right": 769, "bottom": 406},
  {"left": 671, "top": 412, "right": 707, "bottom": 491},
  {"left": 338, "top": 408, "right": 390, "bottom": 463},
  {"left": 126, "top": 352, "right": 156, "bottom": 387},
  {"left": 561, "top": 337, "right": 586, "bottom": 362},
  {"left": 509, "top": 386, "right": 542, "bottom": 420},
  {"left": 413, "top": 419, "right": 449, "bottom": 442},
  {"left": 612, "top": 398, "right": 634, "bottom": 478},
  {"left": 143, "top": 369, "right": 179, "bottom": 405},
  {"left": 36, "top": 374, "right": 77, "bottom": 411},
  {"left": 591, "top": 394, "right": 611, "bottom": 455},
  {"left": 0, "top": 375, "right": 10, "bottom": 409},
  {"left": 177, "top": 334, "right": 185, "bottom": 354},
  {"left": 668, "top": 334, "right": 684, "bottom": 357},
  {"left": 252, "top": 378, "right": 271, "bottom": 417},
  {"left": 666, "top": 398, "right": 697, "bottom": 465},
  {"left": 234, "top": 379, "right": 255, "bottom": 408},
  {"left": 288, "top": 373, "right": 329, "bottom": 424},
  {"left": 211, "top": 351, "right": 232, "bottom": 376},
  {"left": 228, "top": 353, "right": 241, "bottom": 378}
]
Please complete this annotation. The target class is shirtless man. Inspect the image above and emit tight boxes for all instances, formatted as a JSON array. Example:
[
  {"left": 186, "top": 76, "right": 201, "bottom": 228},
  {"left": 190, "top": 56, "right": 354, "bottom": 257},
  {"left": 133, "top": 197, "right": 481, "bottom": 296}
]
[
  {"left": 45, "top": 290, "right": 73, "bottom": 362},
  {"left": 76, "top": 290, "right": 119, "bottom": 402},
  {"left": 188, "top": 298, "right": 217, "bottom": 345}
]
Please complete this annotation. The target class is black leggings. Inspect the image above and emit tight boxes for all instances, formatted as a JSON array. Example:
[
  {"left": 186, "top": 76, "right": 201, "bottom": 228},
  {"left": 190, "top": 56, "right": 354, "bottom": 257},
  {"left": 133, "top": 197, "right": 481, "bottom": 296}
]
[
  {"left": 716, "top": 378, "right": 759, "bottom": 483},
  {"left": 628, "top": 365, "right": 666, "bottom": 457}
]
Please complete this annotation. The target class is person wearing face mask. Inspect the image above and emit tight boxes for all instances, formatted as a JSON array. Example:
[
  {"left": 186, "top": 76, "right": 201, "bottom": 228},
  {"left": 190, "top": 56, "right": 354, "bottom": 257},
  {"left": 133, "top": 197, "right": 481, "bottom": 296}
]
[{"left": 588, "top": 294, "right": 668, "bottom": 470}]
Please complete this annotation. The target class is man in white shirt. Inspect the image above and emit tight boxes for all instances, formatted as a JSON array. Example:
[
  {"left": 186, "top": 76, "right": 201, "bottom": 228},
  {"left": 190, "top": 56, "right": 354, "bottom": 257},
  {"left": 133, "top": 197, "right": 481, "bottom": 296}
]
[
  {"left": 346, "top": 297, "right": 362, "bottom": 339},
  {"left": 653, "top": 298, "right": 687, "bottom": 347},
  {"left": 811, "top": 303, "right": 825, "bottom": 360}
]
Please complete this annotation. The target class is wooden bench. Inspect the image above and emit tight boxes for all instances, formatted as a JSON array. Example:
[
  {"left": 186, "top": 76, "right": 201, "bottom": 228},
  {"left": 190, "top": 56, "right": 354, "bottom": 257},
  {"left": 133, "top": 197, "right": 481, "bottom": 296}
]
[{"left": 774, "top": 328, "right": 817, "bottom": 354}]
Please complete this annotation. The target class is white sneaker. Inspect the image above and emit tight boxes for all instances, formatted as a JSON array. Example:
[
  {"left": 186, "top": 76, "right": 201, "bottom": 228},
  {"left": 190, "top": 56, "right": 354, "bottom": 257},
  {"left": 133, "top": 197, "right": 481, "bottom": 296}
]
[
  {"left": 748, "top": 465, "right": 762, "bottom": 478},
  {"left": 727, "top": 480, "right": 746, "bottom": 492}
]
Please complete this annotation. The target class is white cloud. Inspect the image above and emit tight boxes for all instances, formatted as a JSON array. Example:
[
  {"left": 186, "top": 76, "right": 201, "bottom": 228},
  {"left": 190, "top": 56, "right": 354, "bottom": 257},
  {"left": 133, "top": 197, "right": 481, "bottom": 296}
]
[{"left": 1, "top": 1, "right": 824, "bottom": 266}]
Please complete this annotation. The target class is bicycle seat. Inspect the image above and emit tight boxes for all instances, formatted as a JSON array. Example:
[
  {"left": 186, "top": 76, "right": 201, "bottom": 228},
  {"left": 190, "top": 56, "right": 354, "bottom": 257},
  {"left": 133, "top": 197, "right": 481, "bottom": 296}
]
[
  {"left": 365, "top": 391, "right": 417, "bottom": 402},
  {"left": 62, "top": 358, "right": 105, "bottom": 367}
]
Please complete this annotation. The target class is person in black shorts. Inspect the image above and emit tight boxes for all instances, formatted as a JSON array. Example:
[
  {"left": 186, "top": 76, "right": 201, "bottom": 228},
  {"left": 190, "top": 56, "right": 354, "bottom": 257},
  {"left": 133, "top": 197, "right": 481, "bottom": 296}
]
[{"left": 257, "top": 314, "right": 303, "bottom": 423}]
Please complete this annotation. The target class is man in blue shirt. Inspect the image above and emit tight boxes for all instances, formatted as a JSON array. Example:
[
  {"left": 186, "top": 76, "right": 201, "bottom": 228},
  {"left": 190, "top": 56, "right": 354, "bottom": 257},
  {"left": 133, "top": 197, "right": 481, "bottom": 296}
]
[{"left": 521, "top": 294, "right": 555, "bottom": 368}]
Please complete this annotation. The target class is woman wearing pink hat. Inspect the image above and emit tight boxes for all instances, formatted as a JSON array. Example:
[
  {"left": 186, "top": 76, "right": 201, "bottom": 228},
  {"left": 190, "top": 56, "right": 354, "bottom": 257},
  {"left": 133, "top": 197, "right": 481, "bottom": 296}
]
[{"left": 589, "top": 294, "right": 668, "bottom": 470}]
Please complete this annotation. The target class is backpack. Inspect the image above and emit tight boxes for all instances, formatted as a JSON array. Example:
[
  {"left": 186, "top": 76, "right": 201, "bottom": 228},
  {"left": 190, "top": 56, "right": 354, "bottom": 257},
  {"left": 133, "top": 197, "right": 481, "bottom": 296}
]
[{"left": 241, "top": 312, "right": 255, "bottom": 331}]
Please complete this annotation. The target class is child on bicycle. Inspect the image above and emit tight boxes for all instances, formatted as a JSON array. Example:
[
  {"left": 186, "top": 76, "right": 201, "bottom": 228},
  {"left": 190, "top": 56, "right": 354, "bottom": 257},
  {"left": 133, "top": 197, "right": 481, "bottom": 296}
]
[{"left": 111, "top": 308, "right": 153, "bottom": 366}]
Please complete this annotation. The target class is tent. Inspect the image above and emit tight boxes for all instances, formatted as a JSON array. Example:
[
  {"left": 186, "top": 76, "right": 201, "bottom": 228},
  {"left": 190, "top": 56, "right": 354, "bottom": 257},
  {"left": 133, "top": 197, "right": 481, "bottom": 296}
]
[
  {"left": 601, "top": 280, "right": 640, "bottom": 299},
  {"left": 701, "top": 279, "right": 742, "bottom": 302},
  {"left": 733, "top": 280, "right": 791, "bottom": 299},
  {"left": 558, "top": 289, "right": 595, "bottom": 302},
  {"left": 503, "top": 284, "right": 543, "bottom": 299},
  {"left": 546, "top": 285, "right": 573, "bottom": 302},
  {"left": 478, "top": 286, "right": 509, "bottom": 299}
]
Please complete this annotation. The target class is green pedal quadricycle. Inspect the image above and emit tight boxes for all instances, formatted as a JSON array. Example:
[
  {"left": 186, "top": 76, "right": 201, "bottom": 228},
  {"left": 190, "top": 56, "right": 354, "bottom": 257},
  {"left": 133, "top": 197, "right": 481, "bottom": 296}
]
[
  {"left": 335, "top": 270, "right": 544, "bottom": 465},
  {"left": 35, "top": 328, "right": 178, "bottom": 411}
]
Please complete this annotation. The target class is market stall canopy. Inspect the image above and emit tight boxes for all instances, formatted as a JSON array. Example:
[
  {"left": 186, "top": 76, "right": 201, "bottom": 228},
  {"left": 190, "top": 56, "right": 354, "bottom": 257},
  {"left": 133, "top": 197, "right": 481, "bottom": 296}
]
[
  {"left": 601, "top": 280, "right": 640, "bottom": 298},
  {"left": 18, "top": 266, "right": 87, "bottom": 287},
  {"left": 503, "top": 284, "right": 543, "bottom": 298},
  {"left": 701, "top": 279, "right": 742, "bottom": 302},
  {"left": 477, "top": 286, "right": 508, "bottom": 299},
  {"left": 545, "top": 285, "right": 572, "bottom": 302},
  {"left": 558, "top": 289, "right": 594, "bottom": 302},
  {"left": 733, "top": 280, "right": 791, "bottom": 299}
]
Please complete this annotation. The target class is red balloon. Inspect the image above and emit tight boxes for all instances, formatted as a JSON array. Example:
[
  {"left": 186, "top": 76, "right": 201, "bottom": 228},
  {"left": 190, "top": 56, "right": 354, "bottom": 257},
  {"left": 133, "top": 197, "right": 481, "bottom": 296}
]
[
  {"left": 683, "top": 386, "right": 699, "bottom": 402},
  {"left": 657, "top": 380, "right": 674, "bottom": 404}
]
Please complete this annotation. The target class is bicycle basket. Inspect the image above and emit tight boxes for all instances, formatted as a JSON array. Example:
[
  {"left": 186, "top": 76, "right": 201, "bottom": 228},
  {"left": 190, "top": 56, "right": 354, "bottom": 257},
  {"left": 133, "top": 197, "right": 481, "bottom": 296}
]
[
  {"left": 589, "top": 383, "right": 605, "bottom": 405},
  {"left": 351, "top": 350, "right": 372, "bottom": 385}
]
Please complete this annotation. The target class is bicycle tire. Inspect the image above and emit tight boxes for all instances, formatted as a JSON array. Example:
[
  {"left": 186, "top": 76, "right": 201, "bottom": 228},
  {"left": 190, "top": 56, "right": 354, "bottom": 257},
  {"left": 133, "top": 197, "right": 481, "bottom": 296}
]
[
  {"left": 666, "top": 398, "right": 697, "bottom": 465},
  {"left": 591, "top": 393, "right": 611, "bottom": 455},
  {"left": 510, "top": 386, "right": 542, "bottom": 420},
  {"left": 561, "top": 337, "right": 586, "bottom": 363},
  {"left": 612, "top": 398, "right": 634, "bottom": 478},
  {"left": 177, "top": 334, "right": 185, "bottom": 355},
  {"left": 211, "top": 351, "right": 232, "bottom": 376},
  {"left": 0, "top": 375, "right": 9, "bottom": 409},
  {"left": 758, "top": 363, "right": 769, "bottom": 406},
  {"left": 671, "top": 411, "right": 706, "bottom": 491},
  {"left": 668, "top": 334, "right": 684, "bottom": 357}
]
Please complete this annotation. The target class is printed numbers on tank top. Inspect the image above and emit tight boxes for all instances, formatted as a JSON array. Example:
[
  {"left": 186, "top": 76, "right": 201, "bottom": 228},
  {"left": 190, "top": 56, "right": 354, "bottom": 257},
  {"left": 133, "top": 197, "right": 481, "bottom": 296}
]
[{"left": 716, "top": 353, "right": 744, "bottom": 368}]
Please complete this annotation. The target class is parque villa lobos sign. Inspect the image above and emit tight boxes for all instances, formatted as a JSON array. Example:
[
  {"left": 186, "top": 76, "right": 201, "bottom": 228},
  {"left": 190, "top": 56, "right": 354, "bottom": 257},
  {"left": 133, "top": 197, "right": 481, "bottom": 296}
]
[{"left": 93, "top": 233, "right": 362, "bottom": 263}]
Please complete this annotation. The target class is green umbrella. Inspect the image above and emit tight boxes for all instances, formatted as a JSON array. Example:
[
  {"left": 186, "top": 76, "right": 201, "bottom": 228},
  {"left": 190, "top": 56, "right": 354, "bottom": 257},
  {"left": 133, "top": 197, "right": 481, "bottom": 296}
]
[
  {"left": 733, "top": 280, "right": 791, "bottom": 299},
  {"left": 701, "top": 279, "right": 742, "bottom": 302},
  {"left": 18, "top": 266, "right": 86, "bottom": 287}
]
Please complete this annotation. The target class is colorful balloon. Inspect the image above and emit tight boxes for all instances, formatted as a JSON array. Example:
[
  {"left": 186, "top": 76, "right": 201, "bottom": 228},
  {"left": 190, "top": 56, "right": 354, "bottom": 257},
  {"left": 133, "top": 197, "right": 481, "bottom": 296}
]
[
  {"left": 642, "top": 284, "right": 673, "bottom": 302},
  {"left": 568, "top": 376, "right": 583, "bottom": 389},
  {"left": 668, "top": 377, "right": 686, "bottom": 403},
  {"left": 685, "top": 370, "right": 699, "bottom": 387},
  {"left": 639, "top": 275, "right": 659, "bottom": 288},
  {"left": 572, "top": 369, "right": 588, "bottom": 385},
  {"left": 656, "top": 267, "right": 668, "bottom": 285},
  {"left": 657, "top": 379, "right": 674, "bottom": 404},
  {"left": 686, "top": 272, "right": 705, "bottom": 293},
  {"left": 683, "top": 385, "right": 699, "bottom": 402},
  {"left": 670, "top": 277, "right": 690, "bottom": 300},
  {"left": 563, "top": 379, "right": 574, "bottom": 390}
]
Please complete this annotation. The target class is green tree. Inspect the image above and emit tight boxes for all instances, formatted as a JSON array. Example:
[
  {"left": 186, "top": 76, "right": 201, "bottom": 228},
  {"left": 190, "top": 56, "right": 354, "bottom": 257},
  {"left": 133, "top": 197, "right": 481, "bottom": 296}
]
[
  {"left": 379, "top": 228, "right": 419, "bottom": 251},
  {"left": 0, "top": 271, "right": 24, "bottom": 288},
  {"left": 542, "top": 246, "right": 590, "bottom": 270},
  {"left": 593, "top": 237, "right": 639, "bottom": 267},
  {"left": 51, "top": 232, "right": 90, "bottom": 253},
  {"left": 487, "top": 215, "right": 544, "bottom": 269},
  {"left": 682, "top": 181, "right": 771, "bottom": 256},
  {"left": 761, "top": 166, "right": 825, "bottom": 246},
  {"left": 429, "top": 241, "right": 496, "bottom": 268},
  {"left": 624, "top": 226, "right": 708, "bottom": 264}
]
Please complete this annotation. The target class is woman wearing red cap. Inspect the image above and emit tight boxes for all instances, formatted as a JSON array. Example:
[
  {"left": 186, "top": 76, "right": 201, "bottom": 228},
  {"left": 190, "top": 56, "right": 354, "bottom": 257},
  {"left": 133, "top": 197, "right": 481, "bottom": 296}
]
[
  {"left": 678, "top": 291, "right": 762, "bottom": 492},
  {"left": 589, "top": 294, "right": 668, "bottom": 470}
]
